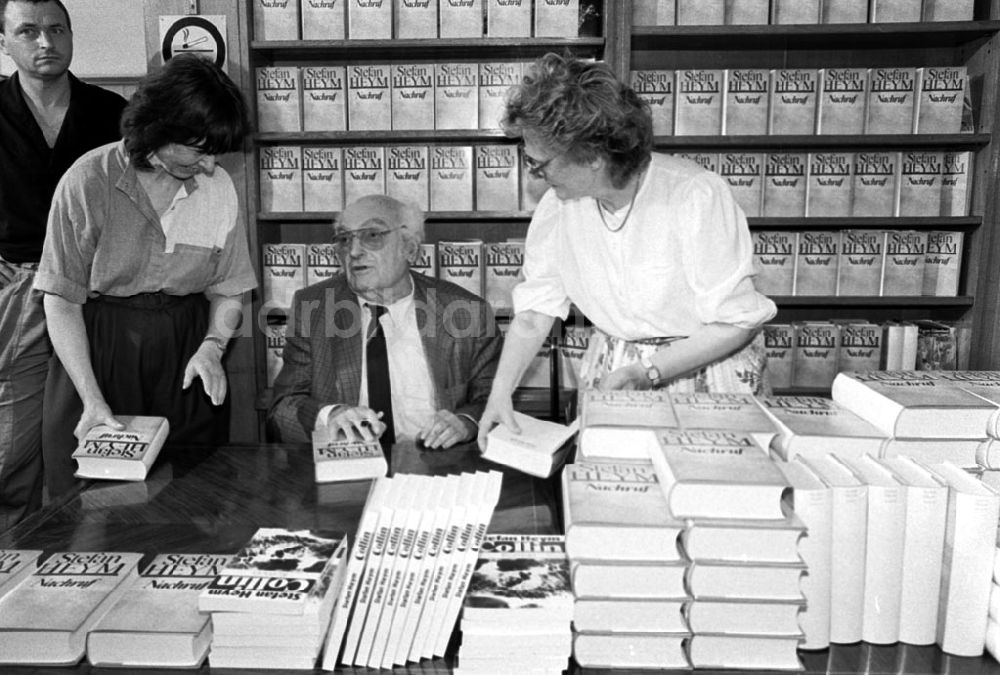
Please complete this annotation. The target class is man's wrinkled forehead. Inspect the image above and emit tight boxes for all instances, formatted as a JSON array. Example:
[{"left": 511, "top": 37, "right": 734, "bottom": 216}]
[{"left": 337, "top": 209, "right": 395, "bottom": 233}]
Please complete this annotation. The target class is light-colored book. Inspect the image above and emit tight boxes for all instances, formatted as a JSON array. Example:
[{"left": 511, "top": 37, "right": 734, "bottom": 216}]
[
  {"left": 302, "top": 65, "right": 346, "bottom": 132},
  {"left": 881, "top": 437, "right": 985, "bottom": 468},
  {"left": 437, "top": 240, "right": 484, "bottom": 297},
  {"left": 534, "top": 0, "right": 579, "bottom": 36},
  {"left": 852, "top": 151, "right": 899, "bottom": 217},
  {"left": 411, "top": 242, "right": 436, "bottom": 278},
  {"left": 343, "top": 146, "right": 386, "bottom": 205},
  {"left": 763, "top": 323, "right": 795, "bottom": 389},
  {"left": 312, "top": 434, "right": 387, "bottom": 483},
  {"left": 435, "top": 63, "right": 478, "bottom": 130},
  {"left": 485, "top": 0, "right": 530, "bottom": 36},
  {"left": 72, "top": 415, "right": 170, "bottom": 481},
  {"left": 440, "top": 0, "right": 484, "bottom": 37},
  {"left": 253, "top": 0, "right": 299, "bottom": 39},
  {"left": 725, "top": 0, "right": 770, "bottom": 24},
  {"left": 720, "top": 152, "right": 764, "bottom": 216},
  {"left": 574, "top": 598, "right": 686, "bottom": 633},
  {"left": 923, "top": 230, "right": 963, "bottom": 297},
  {"left": 679, "top": 152, "right": 718, "bottom": 173},
  {"left": 306, "top": 242, "right": 341, "bottom": 286},
  {"left": 687, "top": 634, "right": 803, "bottom": 671},
  {"left": 385, "top": 145, "right": 429, "bottom": 211},
  {"left": 669, "top": 391, "right": 778, "bottom": 450},
  {"left": 573, "top": 632, "right": 690, "bottom": 670},
  {"left": 262, "top": 243, "right": 307, "bottom": 310},
  {"left": 0, "top": 550, "right": 42, "bottom": 600},
  {"left": 256, "top": 66, "right": 301, "bottom": 133},
  {"left": 677, "top": 0, "right": 724, "bottom": 24},
  {"left": 870, "top": 0, "right": 923, "bottom": 21},
  {"left": 570, "top": 558, "right": 687, "bottom": 599},
  {"left": 578, "top": 389, "right": 677, "bottom": 461},
  {"left": 769, "top": 68, "right": 818, "bottom": 134},
  {"left": 791, "top": 322, "right": 840, "bottom": 388},
  {"left": 259, "top": 145, "right": 303, "bottom": 213},
  {"left": 882, "top": 230, "right": 927, "bottom": 296},
  {"left": 762, "top": 153, "right": 807, "bottom": 217},
  {"left": 915, "top": 66, "right": 966, "bottom": 134},
  {"left": 760, "top": 395, "right": 887, "bottom": 461},
  {"left": 430, "top": 145, "right": 473, "bottom": 212},
  {"left": 837, "top": 230, "right": 885, "bottom": 296},
  {"left": 681, "top": 510, "right": 804, "bottom": 563},
  {"left": 302, "top": 146, "right": 344, "bottom": 213},
  {"left": 724, "top": 69, "right": 770, "bottom": 136},
  {"left": 475, "top": 144, "right": 520, "bottom": 211},
  {"left": 922, "top": 0, "right": 974, "bottom": 20},
  {"left": 674, "top": 69, "right": 724, "bottom": 135},
  {"left": 898, "top": 150, "right": 944, "bottom": 217},
  {"left": 794, "top": 230, "right": 839, "bottom": 296},
  {"left": 633, "top": 0, "right": 676, "bottom": 25},
  {"left": 686, "top": 559, "right": 805, "bottom": 601},
  {"left": 631, "top": 69, "right": 675, "bottom": 136},
  {"left": 822, "top": 0, "right": 869, "bottom": 22},
  {"left": 482, "top": 412, "right": 578, "bottom": 479},
  {"left": 940, "top": 151, "right": 972, "bottom": 216},
  {"left": 753, "top": 231, "right": 796, "bottom": 296},
  {"left": 265, "top": 322, "right": 286, "bottom": 388},
  {"left": 479, "top": 62, "right": 520, "bottom": 131},
  {"left": 837, "top": 320, "right": 884, "bottom": 373},
  {"left": 346, "top": 0, "right": 391, "bottom": 38},
  {"left": 395, "top": 0, "right": 437, "bottom": 37},
  {"left": 686, "top": 598, "right": 804, "bottom": 635},
  {"left": 301, "top": 0, "right": 345, "bottom": 39},
  {"left": 817, "top": 68, "right": 868, "bottom": 134},
  {"left": 806, "top": 151, "right": 853, "bottom": 217},
  {"left": 347, "top": 64, "right": 391, "bottom": 131},
  {"left": 391, "top": 63, "right": 435, "bottom": 131},
  {"left": 771, "top": 0, "right": 820, "bottom": 23},
  {"left": 866, "top": 67, "right": 917, "bottom": 134},
  {"left": 483, "top": 240, "right": 523, "bottom": 312}
]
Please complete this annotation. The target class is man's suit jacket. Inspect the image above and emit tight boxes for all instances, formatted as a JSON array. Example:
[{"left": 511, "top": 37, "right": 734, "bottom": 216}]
[{"left": 268, "top": 272, "right": 502, "bottom": 443}]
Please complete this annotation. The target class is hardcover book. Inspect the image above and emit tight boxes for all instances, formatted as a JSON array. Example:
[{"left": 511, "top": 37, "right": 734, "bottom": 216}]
[
  {"left": 762, "top": 152, "right": 807, "bottom": 217},
  {"left": 679, "top": 152, "right": 718, "bottom": 173},
  {"left": 253, "top": 0, "right": 299, "bottom": 40},
  {"left": 821, "top": 0, "right": 870, "bottom": 22},
  {"left": 475, "top": 144, "right": 520, "bottom": 211},
  {"left": 771, "top": 0, "right": 820, "bottom": 23},
  {"left": 898, "top": 150, "right": 944, "bottom": 216},
  {"left": 837, "top": 229, "right": 885, "bottom": 296},
  {"left": 573, "top": 632, "right": 690, "bottom": 670},
  {"left": 631, "top": 69, "right": 675, "bottom": 136},
  {"left": 0, "top": 551, "right": 143, "bottom": 666},
  {"left": 923, "top": 230, "right": 963, "bottom": 297},
  {"left": 940, "top": 151, "right": 972, "bottom": 216},
  {"left": 87, "top": 553, "right": 232, "bottom": 668},
  {"left": 791, "top": 321, "right": 840, "bottom": 389},
  {"left": 301, "top": 0, "right": 345, "bottom": 39},
  {"left": 561, "top": 459, "right": 684, "bottom": 562},
  {"left": 479, "top": 62, "right": 521, "bottom": 131},
  {"left": 302, "top": 66, "right": 346, "bottom": 132},
  {"left": 866, "top": 67, "right": 917, "bottom": 134},
  {"left": 882, "top": 230, "right": 928, "bottom": 296},
  {"left": 430, "top": 145, "right": 474, "bottom": 212},
  {"left": 482, "top": 412, "right": 577, "bottom": 479},
  {"left": 761, "top": 395, "right": 888, "bottom": 461},
  {"left": 411, "top": 242, "right": 436, "bottom": 278},
  {"left": 483, "top": 240, "right": 524, "bottom": 312},
  {"left": 915, "top": 66, "right": 966, "bottom": 134},
  {"left": 73, "top": 415, "right": 170, "bottom": 481},
  {"left": 391, "top": 63, "right": 435, "bottom": 131},
  {"left": 385, "top": 145, "right": 430, "bottom": 210},
  {"left": 633, "top": 0, "right": 675, "bottom": 25},
  {"left": 343, "top": 146, "right": 386, "bottom": 205},
  {"left": 578, "top": 389, "right": 678, "bottom": 460},
  {"left": 769, "top": 68, "right": 819, "bottom": 134},
  {"left": 752, "top": 230, "right": 796, "bottom": 295},
  {"left": 720, "top": 152, "right": 764, "bottom": 217},
  {"left": 574, "top": 598, "right": 687, "bottom": 633},
  {"left": 486, "top": 0, "right": 531, "bottom": 36},
  {"left": 674, "top": 69, "right": 724, "bottom": 135},
  {"left": 259, "top": 145, "right": 303, "bottom": 213},
  {"left": 347, "top": 64, "right": 391, "bottom": 131},
  {"left": 312, "top": 434, "right": 387, "bottom": 483},
  {"left": 806, "top": 151, "right": 853, "bottom": 217},
  {"left": 558, "top": 324, "right": 590, "bottom": 390},
  {"left": 677, "top": 0, "right": 724, "bottom": 24},
  {"left": 262, "top": 243, "right": 307, "bottom": 310},
  {"left": 346, "top": 0, "right": 391, "bottom": 38},
  {"left": 534, "top": 0, "right": 579, "bottom": 36},
  {"left": 922, "top": 0, "right": 975, "bottom": 20},
  {"left": 435, "top": 63, "right": 478, "bottom": 130},
  {"left": 439, "top": 0, "right": 484, "bottom": 37},
  {"left": 852, "top": 151, "right": 899, "bottom": 217},
  {"left": 0, "top": 550, "right": 41, "bottom": 599},
  {"left": 395, "top": 0, "right": 437, "bottom": 38},
  {"left": 302, "top": 146, "right": 344, "bottom": 213},
  {"left": 265, "top": 321, "right": 286, "bottom": 388},
  {"left": 687, "top": 633, "right": 803, "bottom": 670},
  {"left": 837, "top": 321, "right": 884, "bottom": 373},
  {"left": 256, "top": 66, "right": 301, "bottom": 133},
  {"left": 686, "top": 558, "right": 805, "bottom": 600},
  {"left": 794, "top": 230, "right": 839, "bottom": 296},
  {"left": 725, "top": 0, "right": 770, "bottom": 24},
  {"left": 724, "top": 69, "right": 769, "bottom": 136},
  {"left": 437, "top": 240, "right": 484, "bottom": 297},
  {"left": 570, "top": 559, "right": 687, "bottom": 599},
  {"left": 763, "top": 323, "right": 795, "bottom": 389},
  {"left": 681, "top": 510, "right": 804, "bottom": 563},
  {"left": 670, "top": 391, "right": 778, "bottom": 450},
  {"left": 869, "top": 0, "right": 923, "bottom": 22},
  {"left": 817, "top": 68, "right": 868, "bottom": 134},
  {"left": 686, "top": 598, "right": 805, "bottom": 635}
]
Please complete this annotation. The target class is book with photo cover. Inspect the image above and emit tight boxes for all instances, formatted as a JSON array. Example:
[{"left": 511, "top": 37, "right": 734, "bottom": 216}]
[{"left": 72, "top": 415, "right": 169, "bottom": 481}]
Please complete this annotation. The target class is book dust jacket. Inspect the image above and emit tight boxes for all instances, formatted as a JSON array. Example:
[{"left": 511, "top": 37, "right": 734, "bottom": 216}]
[
  {"left": 475, "top": 145, "right": 520, "bottom": 211},
  {"left": 430, "top": 145, "right": 473, "bottom": 211},
  {"left": 882, "top": 230, "right": 928, "bottom": 296},
  {"left": 838, "top": 322, "right": 882, "bottom": 372},
  {"left": 837, "top": 230, "right": 885, "bottom": 296},
  {"left": 817, "top": 68, "right": 867, "bottom": 135},
  {"left": 259, "top": 145, "right": 303, "bottom": 213},
  {"left": 631, "top": 69, "right": 675, "bottom": 136},
  {"left": 302, "top": 66, "right": 346, "bottom": 132},
  {"left": 792, "top": 322, "right": 840, "bottom": 389},
  {"left": 347, "top": 0, "right": 391, "bottom": 39},
  {"left": 675, "top": 69, "right": 724, "bottom": 135},
  {"left": 343, "top": 146, "right": 386, "bottom": 205},
  {"left": 479, "top": 62, "right": 522, "bottom": 131},
  {"left": 851, "top": 151, "right": 898, "bottom": 217},
  {"left": 438, "top": 240, "right": 484, "bottom": 298},
  {"left": 763, "top": 153, "right": 807, "bottom": 217},
  {"left": 256, "top": 66, "right": 301, "bottom": 133},
  {"left": 347, "top": 64, "right": 391, "bottom": 131},
  {"left": 484, "top": 241, "right": 525, "bottom": 312},
  {"left": 916, "top": 66, "right": 966, "bottom": 134},
  {"left": 866, "top": 67, "right": 917, "bottom": 134},
  {"left": 724, "top": 69, "right": 770, "bottom": 136},
  {"left": 752, "top": 231, "right": 796, "bottom": 296},
  {"left": 386, "top": 145, "right": 430, "bottom": 210},
  {"left": 898, "top": 151, "right": 943, "bottom": 217},
  {"left": 392, "top": 63, "right": 435, "bottom": 131},
  {"left": 764, "top": 323, "right": 795, "bottom": 389},
  {"left": 302, "top": 146, "right": 343, "bottom": 213},
  {"left": 769, "top": 69, "right": 818, "bottom": 135},
  {"left": 435, "top": 63, "right": 479, "bottom": 130},
  {"left": 301, "top": 0, "right": 345, "bottom": 39},
  {"left": 922, "top": 231, "right": 963, "bottom": 297},
  {"left": 794, "top": 231, "right": 839, "bottom": 296},
  {"left": 806, "top": 152, "right": 853, "bottom": 217},
  {"left": 262, "top": 243, "right": 307, "bottom": 309},
  {"left": 720, "top": 152, "right": 764, "bottom": 217},
  {"left": 307, "top": 243, "right": 341, "bottom": 286}
]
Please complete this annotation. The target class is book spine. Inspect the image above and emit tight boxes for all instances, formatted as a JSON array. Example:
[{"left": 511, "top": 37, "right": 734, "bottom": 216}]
[{"left": 341, "top": 503, "right": 394, "bottom": 664}]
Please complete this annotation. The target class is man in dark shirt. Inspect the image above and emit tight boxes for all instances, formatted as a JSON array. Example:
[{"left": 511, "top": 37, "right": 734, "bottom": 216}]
[{"left": 0, "top": 0, "right": 126, "bottom": 529}]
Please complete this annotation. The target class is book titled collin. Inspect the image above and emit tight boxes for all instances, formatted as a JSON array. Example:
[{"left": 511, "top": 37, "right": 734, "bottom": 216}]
[{"left": 72, "top": 415, "right": 170, "bottom": 482}]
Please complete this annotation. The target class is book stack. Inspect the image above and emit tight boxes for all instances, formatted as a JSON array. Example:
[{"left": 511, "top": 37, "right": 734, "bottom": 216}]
[
  {"left": 561, "top": 459, "right": 691, "bottom": 669},
  {"left": 759, "top": 395, "right": 888, "bottom": 461},
  {"left": 456, "top": 534, "right": 573, "bottom": 675},
  {"left": 198, "top": 528, "right": 349, "bottom": 670},
  {"left": 321, "top": 471, "right": 503, "bottom": 670}
]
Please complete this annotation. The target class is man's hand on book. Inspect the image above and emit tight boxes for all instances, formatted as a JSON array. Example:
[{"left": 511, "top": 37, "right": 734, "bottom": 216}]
[
  {"left": 324, "top": 405, "right": 387, "bottom": 442},
  {"left": 183, "top": 341, "right": 228, "bottom": 405},
  {"left": 417, "top": 410, "right": 475, "bottom": 450},
  {"left": 75, "top": 399, "right": 124, "bottom": 440},
  {"left": 477, "top": 393, "right": 519, "bottom": 452}
]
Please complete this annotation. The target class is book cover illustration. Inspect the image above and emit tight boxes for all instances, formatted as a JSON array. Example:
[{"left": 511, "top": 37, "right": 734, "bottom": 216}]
[
  {"left": 391, "top": 63, "right": 435, "bottom": 131},
  {"left": 463, "top": 535, "right": 571, "bottom": 613}
]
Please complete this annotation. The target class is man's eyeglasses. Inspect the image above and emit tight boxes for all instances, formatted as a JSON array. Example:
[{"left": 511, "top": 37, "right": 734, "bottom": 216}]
[
  {"left": 520, "top": 145, "right": 557, "bottom": 178},
  {"left": 332, "top": 226, "right": 404, "bottom": 251}
]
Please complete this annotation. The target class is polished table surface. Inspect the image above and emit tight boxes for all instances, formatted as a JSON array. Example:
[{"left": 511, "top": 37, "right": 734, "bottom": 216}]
[{"left": 2, "top": 442, "right": 1000, "bottom": 675}]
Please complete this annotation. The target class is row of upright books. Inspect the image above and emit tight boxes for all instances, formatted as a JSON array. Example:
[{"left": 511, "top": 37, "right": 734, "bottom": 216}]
[
  {"left": 253, "top": 0, "right": 588, "bottom": 41},
  {"left": 259, "top": 145, "right": 545, "bottom": 214},
  {"left": 633, "top": 0, "right": 974, "bottom": 25},
  {"left": 633, "top": 66, "right": 967, "bottom": 136},
  {"left": 753, "top": 229, "right": 963, "bottom": 298}
]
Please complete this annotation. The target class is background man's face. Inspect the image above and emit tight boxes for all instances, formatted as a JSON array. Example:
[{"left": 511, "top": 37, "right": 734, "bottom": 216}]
[
  {"left": 336, "top": 204, "right": 413, "bottom": 302},
  {"left": 0, "top": 1, "right": 73, "bottom": 81}
]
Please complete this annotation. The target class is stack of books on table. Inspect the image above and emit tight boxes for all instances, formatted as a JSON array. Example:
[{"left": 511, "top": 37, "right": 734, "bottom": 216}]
[
  {"left": 198, "top": 528, "right": 349, "bottom": 669},
  {"left": 652, "top": 429, "right": 804, "bottom": 670},
  {"left": 562, "top": 458, "right": 690, "bottom": 669},
  {"left": 758, "top": 395, "right": 889, "bottom": 461},
  {"left": 456, "top": 534, "right": 572, "bottom": 675}
]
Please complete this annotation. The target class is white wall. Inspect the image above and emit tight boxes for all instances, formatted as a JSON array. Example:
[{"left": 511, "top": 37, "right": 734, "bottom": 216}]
[{"left": 1, "top": 0, "right": 147, "bottom": 78}]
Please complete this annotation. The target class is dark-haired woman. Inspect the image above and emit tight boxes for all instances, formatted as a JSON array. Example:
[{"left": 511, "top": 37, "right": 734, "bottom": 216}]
[
  {"left": 478, "top": 53, "right": 776, "bottom": 447},
  {"left": 35, "top": 55, "right": 257, "bottom": 496}
]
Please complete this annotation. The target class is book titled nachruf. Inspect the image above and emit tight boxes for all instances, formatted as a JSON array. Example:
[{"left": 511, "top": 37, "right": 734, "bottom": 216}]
[
  {"left": 769, "top": 69, "right": 818, "bottom": 135},
  {"left": 677, "top": 0, "right": 724, "bottom": 24},
  {"left": 720, "top": 152, "right": 764, "bottom": 217},
  {"left": 752, "top": 231, "right": 796, "bottom": 296},
  {"left": 479, "top": 62, "right": 521, "bottom": 131},
  {"left": 915, "top": 66, "right": 966, "bottom": 134},
  {"left": 438, "top": 240, "right": 484, "bottom": 298},
  {"left": 724, "top": 69, "right": 769, "bottom": 136},
  {"left": 343, "top": 146, "right": 386, "bottom": 206},
  {"left": 346, "top": 0, "right": 391, "bottom": 38},
  {"left": 534, "top": 0, "right": 579, "bottom": 36},
  {"left": 725, "top": 0, "right": 770, "bottom": 24},
  {"left": 763, "top": 323, "right": 795, "bottom": 389},
  {"left": 674, "top": 70, "right": 724, "bottom": 135},
  {"left": 940, "top": 151, "right": 971, "bottom": 216},
  {"left": 435, "top": 63, "right": 478, "bottom": 130},
  {"left": 301, "top": 0, "right": 345, "bottom": 39},
  {"left": 866, "top": 67, "right": 917, "bottom": 134},
  {"left": 259, "top": 145, "right": 303, "bottom": 213},
  {"left": 302, "top": 66, "right": 346, "bottom": 132},
  {"left": 395, "top": 0, "right": 437, "bottom": 38},
  {"left": 771, "top": 0, "right": 820, "bottom": 23},
  {"left": 763, "top": 153, "right": 807, "bottom": 217},
  {"left": 412, "top": 242, "right": 437, "bottom": 278},
  {"left": 347, "top": 64, "right": 391, "bottom": 131},
  {"left": 817, "top": 68, "right": 867, "bottom": 135},
  {"left": 475, "top": 145, "right": 520, "bottom": 211},
  {"left": 794, "top": 231, "right": 839, "bottom": 296},
  {"left": 484, "top": 241, "right": 524, "bottom": 312},
  {"left": 391, "top": 63, "right": 435, "bottom": 131},
  {"left": 440, "top": 0, "right": 483, "bottom": 37},
  {"left": 256, "top": 66, "right": 301, "bottom": 133},
  {"left": 882, "top": 230, "right": 927, "bottom": 296},
  {"left": 265, "top": 322, "right": 286, "bottom": 387},
  {"left": 792, "top": 321, "right": 840, "bottom": 389},
  {"left": 385, "top": 145, "right": 429, "bottom": 211},
  {"left": 851, "top": 151, "right": 898, "bottom": 217},
  {"left": 253, "top": 0, "right": 299, "bottom": 40},
  {"left": 302, "top": 146, "right": 343, "bottom": 213},
  {"left": 486, "top": 0, "right": 531, "bottom": 36},
  {"left": 837, "top": 321, "right": 883, "bottom": 372},
  {"left": 631, "top": 70, "right": 675, "bottom": 136},
  {"left": 922, "top": 0, "right": 974, "bottom": 21},
  {"left": 821, "top": 0, "right": 869, "bottom": 22},
  {"left": 869, "top": 0, "right": 922, "bottom": 22},
  {"left": 922, "top": 231, "right": 963, "bottom": 297},
  {"left": 262, "top": 243, "right": 307, "bottom": 309},
  {"left": 806, "top": 152, "right": 853, "bottom": 217},
  {"left": 307, "top": 243, "right": 341, "bottom": 286},
  {"left": 680, "top": 152, "right": 719, "bottom": 174},
  {"left": 430, "top": 145, "right": 473, "bottom": 212},
  {"left": 837, "top": 230, "right": 885, "bottom": 296},
  {"left": 898, "top": 150, "right": 943, "bottom": 217}
]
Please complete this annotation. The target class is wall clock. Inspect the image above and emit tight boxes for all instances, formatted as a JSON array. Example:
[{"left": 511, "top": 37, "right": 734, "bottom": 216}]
[{"left": 159, "top": 15, "right": 227, "bottom": 68}]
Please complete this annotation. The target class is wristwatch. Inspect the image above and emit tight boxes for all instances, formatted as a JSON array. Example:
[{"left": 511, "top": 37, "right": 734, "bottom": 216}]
[{"left": 639, "top": 353, "right": 662, "bottom": 387}]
